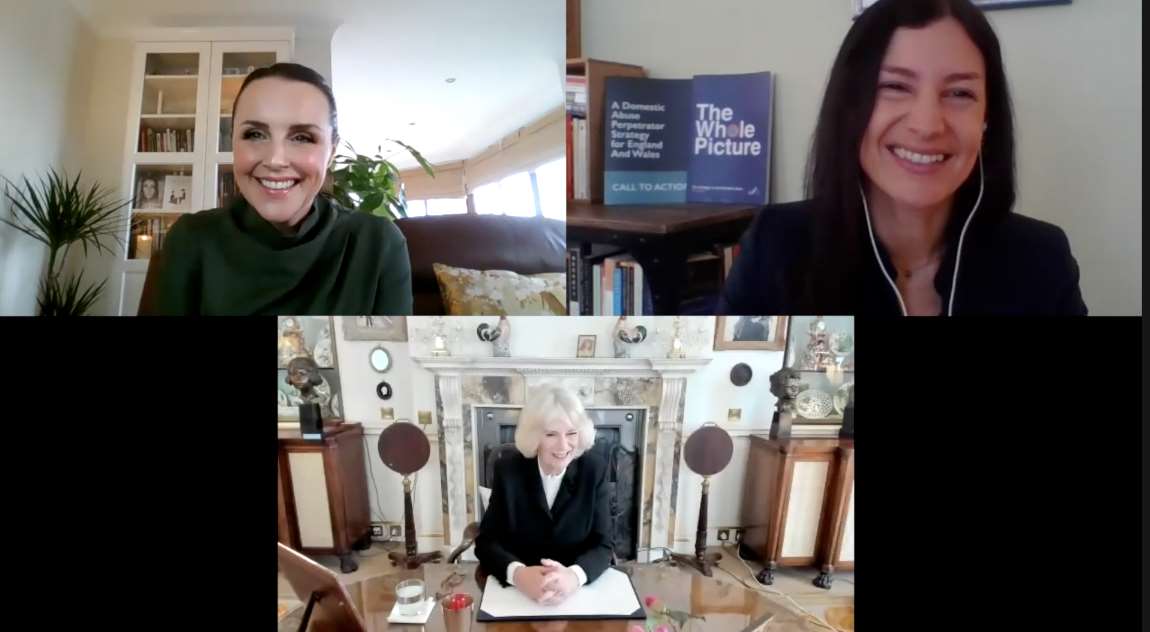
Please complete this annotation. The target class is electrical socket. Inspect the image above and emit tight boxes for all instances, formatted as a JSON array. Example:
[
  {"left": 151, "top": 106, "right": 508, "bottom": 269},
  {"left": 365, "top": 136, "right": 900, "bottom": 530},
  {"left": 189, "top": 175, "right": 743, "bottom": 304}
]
[
  {"left": 717, "top": 528, "right": 730, "bottom": 542},
  {"left": 370, "top": 524, "right": 384, "bottom": 538},
  {"left": 734, "top": 528, "right": 745, "bottom": 544},
  {"left": 389, "top": 524, "right": 402, "bottom": 538}
]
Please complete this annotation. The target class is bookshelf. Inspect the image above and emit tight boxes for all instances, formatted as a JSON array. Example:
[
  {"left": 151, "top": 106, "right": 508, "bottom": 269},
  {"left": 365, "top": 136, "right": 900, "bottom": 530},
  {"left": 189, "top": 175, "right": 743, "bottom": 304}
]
[
  {"left": 116, "top": 31, "right": 291, "bottom": 315},
  {"left": 566, "top": 201, "right": 756, "bottom": 315},
  {"left": 566, "top": 58, "right": 645, "bottom": 202}
]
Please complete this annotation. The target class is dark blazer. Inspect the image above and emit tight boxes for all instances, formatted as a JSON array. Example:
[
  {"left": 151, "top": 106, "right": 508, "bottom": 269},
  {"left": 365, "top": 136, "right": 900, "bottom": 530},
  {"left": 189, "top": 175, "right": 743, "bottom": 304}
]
[
  {"left": 475, "top": 451, "right": 613, "bottom": 587},
  {"left": 717, "top": 199, "right": 1088, "bottom": 315}
]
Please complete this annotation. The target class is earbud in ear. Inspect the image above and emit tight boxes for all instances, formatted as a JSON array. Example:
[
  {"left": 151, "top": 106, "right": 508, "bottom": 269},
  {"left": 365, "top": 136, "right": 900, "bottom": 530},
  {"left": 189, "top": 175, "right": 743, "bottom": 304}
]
[{"left": 983, "top": 122, "right": 988, "bottom": 132}]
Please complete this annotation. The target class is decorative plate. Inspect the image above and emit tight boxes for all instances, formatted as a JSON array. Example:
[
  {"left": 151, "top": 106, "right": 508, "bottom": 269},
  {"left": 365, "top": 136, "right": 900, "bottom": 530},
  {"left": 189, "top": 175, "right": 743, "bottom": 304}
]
[
  {"left": 830, "top": 331, "right": 854, "bottom": 356},
  {"left": 313, "top": 324, "right": 334, "bottom": 367},
  {"left": 795, "top": 389, "right": 834, "bottom": 419},
  {"left": 834, "top": 382, "right": 854, "bottom": 416}
]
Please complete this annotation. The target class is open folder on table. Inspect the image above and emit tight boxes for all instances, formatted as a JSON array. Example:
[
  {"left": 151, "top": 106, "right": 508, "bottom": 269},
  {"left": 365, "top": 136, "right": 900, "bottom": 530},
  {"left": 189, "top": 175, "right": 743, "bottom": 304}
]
[{"left": 477, "top": 567, "right": 646, "bottom": 622}]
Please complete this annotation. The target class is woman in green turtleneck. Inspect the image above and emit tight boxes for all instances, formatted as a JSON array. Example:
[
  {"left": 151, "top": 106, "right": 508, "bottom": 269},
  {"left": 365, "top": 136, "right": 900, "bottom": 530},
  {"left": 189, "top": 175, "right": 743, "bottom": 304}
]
[{"left": 140, "top": 63, "right": 413, "bottom": 315}]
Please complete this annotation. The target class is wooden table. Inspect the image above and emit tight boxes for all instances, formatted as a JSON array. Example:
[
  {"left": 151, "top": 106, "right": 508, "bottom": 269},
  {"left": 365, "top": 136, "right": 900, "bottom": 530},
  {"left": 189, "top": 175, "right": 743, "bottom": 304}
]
[
  {"left": 282, "top": 562, "right": 826, "bottom": 631},
  {"left": 567, "top": 201, "right": 757, "bottom": 314}
]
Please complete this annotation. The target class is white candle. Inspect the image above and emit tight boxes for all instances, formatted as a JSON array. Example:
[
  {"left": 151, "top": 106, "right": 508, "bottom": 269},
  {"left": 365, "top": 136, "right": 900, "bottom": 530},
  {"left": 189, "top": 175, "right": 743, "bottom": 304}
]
[{"left": 136, "top": 234, "right": 152, "bottom": 259}]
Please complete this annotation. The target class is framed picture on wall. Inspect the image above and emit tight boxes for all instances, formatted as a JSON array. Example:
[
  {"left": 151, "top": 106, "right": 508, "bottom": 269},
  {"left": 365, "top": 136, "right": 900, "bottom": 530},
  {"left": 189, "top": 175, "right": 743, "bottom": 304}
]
[
  {"left": 713, "top": 316, "right": 788, "bottom": 351},
  {"left": 278, "top": 315, "right": 343, "bottom": 423},
  {"left": 342, "top": 316, "right": 408, "bottom": 342},
  {"left": 855, "top": 0, "right": 1071, "bottom": 15}
]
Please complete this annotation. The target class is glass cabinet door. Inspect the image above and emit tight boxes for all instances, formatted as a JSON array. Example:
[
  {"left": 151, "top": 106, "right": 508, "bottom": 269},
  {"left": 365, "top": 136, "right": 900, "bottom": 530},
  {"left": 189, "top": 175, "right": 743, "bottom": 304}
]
[{"left": 206, "top": 43, "right": 290, "bottom": 209}]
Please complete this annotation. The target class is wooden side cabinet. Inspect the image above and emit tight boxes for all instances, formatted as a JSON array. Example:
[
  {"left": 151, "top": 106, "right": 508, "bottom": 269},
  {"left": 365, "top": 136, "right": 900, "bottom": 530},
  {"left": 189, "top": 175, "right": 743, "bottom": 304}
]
[
  {"left": 739, "top": 435, "right": 854, "bottom": 588},
  {"left": 277, "top": 422, "right": 372, "bottom": 573}
]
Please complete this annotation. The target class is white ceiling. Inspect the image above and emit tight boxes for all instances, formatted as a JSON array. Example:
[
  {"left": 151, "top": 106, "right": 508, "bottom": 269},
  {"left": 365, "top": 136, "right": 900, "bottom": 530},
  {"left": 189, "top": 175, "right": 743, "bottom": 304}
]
[{"left": 67, "top": 0, "right": 564, "bottom": 168}]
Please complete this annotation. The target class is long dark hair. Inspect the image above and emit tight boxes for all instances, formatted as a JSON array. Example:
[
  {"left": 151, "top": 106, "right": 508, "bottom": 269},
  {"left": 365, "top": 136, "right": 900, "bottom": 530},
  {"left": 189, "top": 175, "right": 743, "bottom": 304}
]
[
  {"left": 798, "top": 0, "right": 1016, "bottom": 312},
  {"left": 232, "top": 62, "right": 340, "bottom": 144}
]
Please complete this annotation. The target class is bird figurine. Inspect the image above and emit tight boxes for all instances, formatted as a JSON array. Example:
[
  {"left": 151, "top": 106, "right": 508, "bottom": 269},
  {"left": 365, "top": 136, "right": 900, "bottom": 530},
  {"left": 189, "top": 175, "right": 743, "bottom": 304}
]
[
  {"left": 613, "top": 316, "right": 648, "bottom": 358},
  {"left": 477, "top": 316, "right": 511, "bottom": 357}
]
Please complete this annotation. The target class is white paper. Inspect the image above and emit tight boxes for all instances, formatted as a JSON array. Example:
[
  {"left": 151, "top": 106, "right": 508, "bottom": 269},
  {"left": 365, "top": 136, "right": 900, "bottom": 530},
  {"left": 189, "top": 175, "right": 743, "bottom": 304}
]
[{"left": 479, "top": 567, "right": 641, "bottom": 619}]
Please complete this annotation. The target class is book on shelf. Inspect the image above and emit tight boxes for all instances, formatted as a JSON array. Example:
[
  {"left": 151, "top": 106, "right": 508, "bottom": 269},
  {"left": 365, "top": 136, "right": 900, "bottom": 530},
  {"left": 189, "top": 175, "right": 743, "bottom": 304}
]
[
  {"left": 132, "top": 215, "right": 177, "bottom": 257},
  {"left": 565, "top": 75, "right": 587, "bottom": 117},
  {"left": 566, "top": 114, "right": 574, "bottom": 200},
  {"left": 218, "top": 171, "right": 238, "bottom": 208},
  {"left": 138, "top": 127, "right": 194, "bottom": 152},
  {"left": 566, "top": 248, "right": 651, "bottom": 316},
  {"left": 602, "top": 71, "right": 774, "bottom": 205},
  {"left": 572, "top": 118, "right": 589, "bottom": 200}
]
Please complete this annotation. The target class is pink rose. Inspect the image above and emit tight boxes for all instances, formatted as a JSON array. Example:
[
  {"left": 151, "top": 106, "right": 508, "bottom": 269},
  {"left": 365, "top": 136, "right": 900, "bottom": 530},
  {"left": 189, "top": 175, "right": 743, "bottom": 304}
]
[
  {"left": 644, "top": 595, "right": 658, "bottom": 608},
  {"left": 653, "top": 625, "right": 672, "bottom": 632},
  {"left": 629, "top": 626, "right": 645, "bottom": 632}
]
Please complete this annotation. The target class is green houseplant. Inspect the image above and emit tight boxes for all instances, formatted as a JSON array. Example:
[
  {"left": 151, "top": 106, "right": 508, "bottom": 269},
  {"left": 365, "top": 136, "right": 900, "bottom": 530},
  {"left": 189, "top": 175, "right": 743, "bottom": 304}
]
[
  {"left": 330, "top": 139, "right": 435, "bottom": 221},
  {"left": 1, "top": 169, "right": 130, "bottom": 316}
]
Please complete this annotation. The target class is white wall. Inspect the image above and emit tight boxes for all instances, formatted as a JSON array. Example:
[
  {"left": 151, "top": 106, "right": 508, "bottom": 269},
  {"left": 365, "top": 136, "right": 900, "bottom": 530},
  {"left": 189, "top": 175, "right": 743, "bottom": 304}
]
[
  {"left": 584, "top": 0, "right": 1142, "bottom": 315},
  {"left": 0, "top": 0, "right": 93, "bottom": 315},
  {"left": 331, "top": 316, "right": 792, "bottom": 552}
]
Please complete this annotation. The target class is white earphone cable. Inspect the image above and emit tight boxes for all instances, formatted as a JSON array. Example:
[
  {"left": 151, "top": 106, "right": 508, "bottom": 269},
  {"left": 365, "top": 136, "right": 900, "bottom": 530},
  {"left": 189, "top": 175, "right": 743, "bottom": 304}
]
[
  {"left": 946, "top": 152, "right": 983, "bottom": 316},
  {"left": 859, "top": 183, "right": 909, "bottom": 316},
  {"left": 859, "top": 151, "right": 984, "bottom": 316}
]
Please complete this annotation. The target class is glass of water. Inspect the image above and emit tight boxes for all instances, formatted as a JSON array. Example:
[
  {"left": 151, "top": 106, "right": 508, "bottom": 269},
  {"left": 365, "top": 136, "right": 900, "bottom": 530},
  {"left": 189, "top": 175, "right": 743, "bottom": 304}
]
[{"left": 395, "top": 578, "right": 426, "bottom": 617}]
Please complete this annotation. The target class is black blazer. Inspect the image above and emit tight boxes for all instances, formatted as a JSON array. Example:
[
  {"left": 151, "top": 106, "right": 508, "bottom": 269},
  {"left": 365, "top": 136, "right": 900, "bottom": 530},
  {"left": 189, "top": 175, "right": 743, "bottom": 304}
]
[
  {"left": 717, "top": 199, "right": 1088, "bottom": 315},
  {"left": 475, "top": 451, "right": 613, "bottom": 587}
]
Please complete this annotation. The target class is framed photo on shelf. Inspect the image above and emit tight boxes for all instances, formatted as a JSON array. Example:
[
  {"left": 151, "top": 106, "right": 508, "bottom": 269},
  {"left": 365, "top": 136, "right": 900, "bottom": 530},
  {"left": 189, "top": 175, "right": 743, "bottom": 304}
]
[
  {"left": 135, "top": 175, "right": 163, "bottom": 209},
  {"left": 713, "top": 316, "right": 788, "bottom": 351},
  {"left": 161, "top": 175, "right": 191, "bottom": 211},
  {"left": 576, "top": 335, "right": 597, "bottom": 358}
]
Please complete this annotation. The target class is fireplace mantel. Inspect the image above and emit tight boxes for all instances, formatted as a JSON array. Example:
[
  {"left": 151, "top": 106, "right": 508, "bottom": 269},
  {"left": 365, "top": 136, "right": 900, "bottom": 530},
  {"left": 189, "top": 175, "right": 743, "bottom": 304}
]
[{"left": 413, "top": 356, "right": 710, "bottom": 377}]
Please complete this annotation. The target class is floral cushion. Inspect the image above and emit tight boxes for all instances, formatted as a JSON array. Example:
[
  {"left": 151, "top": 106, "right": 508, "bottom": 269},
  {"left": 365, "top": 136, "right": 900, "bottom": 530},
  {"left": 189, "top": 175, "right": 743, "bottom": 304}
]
[{"left": 433, "top": 263, "right": 566, "bottom": 315}]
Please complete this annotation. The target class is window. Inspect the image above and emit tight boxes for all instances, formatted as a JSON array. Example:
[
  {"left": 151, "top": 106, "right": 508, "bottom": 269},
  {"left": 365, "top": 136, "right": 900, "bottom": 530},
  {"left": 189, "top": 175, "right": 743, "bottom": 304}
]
[
  {"left": 473, "top": 172, "right": 535, "bottom": 217},
  {"left": 404, "top": 197, "right": 466, "bottom": 217},
  {"left": 472, "top": 157, "right": 565, "bottom": 219},
  {"left": 533, "top": 157, "right": 565, "bottom": 220}
]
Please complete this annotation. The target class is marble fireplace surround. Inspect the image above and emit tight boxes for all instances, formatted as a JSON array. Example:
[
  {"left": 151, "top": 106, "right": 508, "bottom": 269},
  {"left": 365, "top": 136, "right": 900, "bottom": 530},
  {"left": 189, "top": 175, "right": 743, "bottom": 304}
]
[{"left": 412, "top": 356, "right": 711, "bottom": 561}]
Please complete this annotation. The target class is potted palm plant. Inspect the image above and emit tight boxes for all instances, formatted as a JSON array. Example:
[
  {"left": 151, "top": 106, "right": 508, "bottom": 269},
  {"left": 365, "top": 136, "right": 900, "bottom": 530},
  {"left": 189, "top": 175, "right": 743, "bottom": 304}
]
[
  {"left": 330, "top": 139, "right": 435, "bottom": 220},
  {"left": 1, "top": 169, "right": 130, "bottom": 315}
]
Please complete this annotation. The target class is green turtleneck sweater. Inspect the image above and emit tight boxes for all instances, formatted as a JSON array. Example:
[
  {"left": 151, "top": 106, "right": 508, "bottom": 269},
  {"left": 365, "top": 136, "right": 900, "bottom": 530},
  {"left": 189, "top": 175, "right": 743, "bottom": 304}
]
[{"left": 147, "top": 195, "right": 413, "bottom": 315}]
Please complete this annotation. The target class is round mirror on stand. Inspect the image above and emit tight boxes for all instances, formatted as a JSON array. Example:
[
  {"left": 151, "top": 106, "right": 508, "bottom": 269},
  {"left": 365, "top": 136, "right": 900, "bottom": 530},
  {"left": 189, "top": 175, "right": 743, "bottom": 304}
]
[
  {"left": 369, "top": 346, "right": 392, "bottom": 373},
  {"left": 669, "top": 423, "right": 733, "bottom": 577},
  {"left": 378, "top": 422, "right": 443, "bottom": 569}
]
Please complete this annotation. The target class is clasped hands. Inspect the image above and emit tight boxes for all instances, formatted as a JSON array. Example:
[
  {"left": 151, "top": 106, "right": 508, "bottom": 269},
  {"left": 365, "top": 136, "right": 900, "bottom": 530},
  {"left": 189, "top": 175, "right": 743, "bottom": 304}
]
[{"left": 513, "top": 558, "right": 580, "bottom": 605}]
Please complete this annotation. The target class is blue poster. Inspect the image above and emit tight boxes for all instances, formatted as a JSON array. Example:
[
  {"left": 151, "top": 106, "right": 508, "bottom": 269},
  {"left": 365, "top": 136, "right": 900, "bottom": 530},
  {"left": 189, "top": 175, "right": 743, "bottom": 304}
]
[
  {"left": 602, "top": 77, "right": 693, "bottom": 205},
  {"left": 687, "top": 72, "right": 773, "bottom": 204}
]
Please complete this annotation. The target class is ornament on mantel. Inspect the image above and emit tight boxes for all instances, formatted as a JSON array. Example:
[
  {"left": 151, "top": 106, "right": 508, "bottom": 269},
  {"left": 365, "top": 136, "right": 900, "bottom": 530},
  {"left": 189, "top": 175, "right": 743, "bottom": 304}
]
[
  {"left": 413, "top": 317, "right": 463, "bottom": 357},
  {"left": 654, "top": 317, "right": 709, "bottom": 358},
  {"left": 612, "top": 316, "right": 648, "bottom": 358},
  {"left": 477, "top": 316, "right": 511, "bottom": 357}
]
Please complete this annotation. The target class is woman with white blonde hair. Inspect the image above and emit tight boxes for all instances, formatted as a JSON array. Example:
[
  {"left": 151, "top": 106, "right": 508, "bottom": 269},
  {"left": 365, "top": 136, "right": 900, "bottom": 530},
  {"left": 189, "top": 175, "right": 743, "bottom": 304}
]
[{"left": 475, "top": 386, "right": 613, "bottom": 605}]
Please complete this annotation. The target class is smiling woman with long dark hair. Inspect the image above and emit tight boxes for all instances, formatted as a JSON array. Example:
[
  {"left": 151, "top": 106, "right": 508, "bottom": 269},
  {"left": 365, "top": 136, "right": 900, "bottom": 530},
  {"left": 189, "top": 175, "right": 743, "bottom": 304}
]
[
  {"left": 718, "top": 0, "right": 1086, "bottom": 315},
  {"left": 141, "top": 62, "right": 413, "bottom": 315}
]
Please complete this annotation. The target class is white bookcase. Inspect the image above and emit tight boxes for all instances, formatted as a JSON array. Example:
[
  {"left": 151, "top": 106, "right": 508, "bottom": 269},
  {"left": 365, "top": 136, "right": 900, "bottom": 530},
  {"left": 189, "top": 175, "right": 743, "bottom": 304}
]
[{"left": 116, "top": 28, "right": 292, "bottom": 315}]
